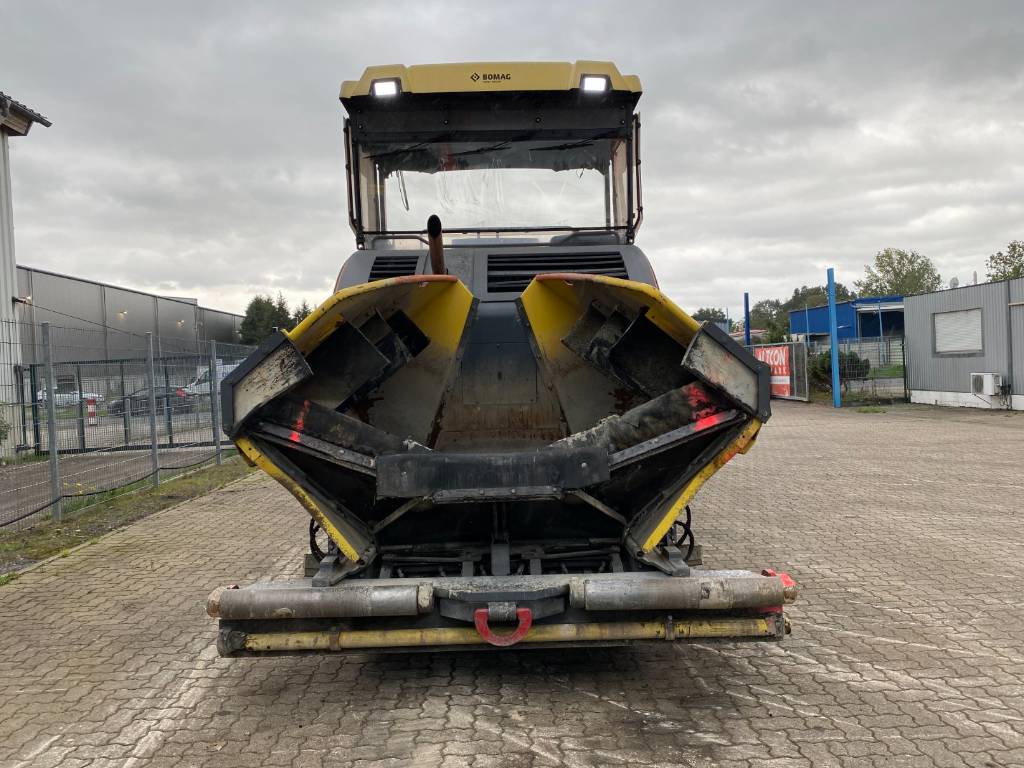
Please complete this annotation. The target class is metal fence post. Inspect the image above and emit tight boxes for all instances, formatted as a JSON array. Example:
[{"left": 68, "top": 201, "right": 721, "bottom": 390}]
[
  {"left": 29, "top": 363, "right": 40, "bottom": 451},
  {"left": 902, "top": 340, "right": 909, "bottom": 401},
  {"left": 120, "top": 361, "right": 130, "bottom": 443},
  {"left": 76, "top": 362, "right": 86, "bottom": 451},
  {"left": 146, "top": 333, "right": 160, "bottom": 487},
  {"left": 15, "top": 364, "right": 25, "bottom": 447},
  {"left": 209, "top": 340, "right": 222, "bottom": 465},
  {"left": 41, "top": 322, "right": 62, "bottom": 521},
  {"left": 162, "top": 361, "right": 174, "bottom": 447},
  {"left": 801, "top": 342, "right": 809, "bottom": 402},
  {"left": 826, "top": 268, "right": 841, "bottom": 408}
]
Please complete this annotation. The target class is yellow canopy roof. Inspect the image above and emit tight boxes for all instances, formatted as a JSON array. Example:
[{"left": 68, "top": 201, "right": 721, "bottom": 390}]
[{"left": 340, "top": 61, "right": 641, "bottom": 99}]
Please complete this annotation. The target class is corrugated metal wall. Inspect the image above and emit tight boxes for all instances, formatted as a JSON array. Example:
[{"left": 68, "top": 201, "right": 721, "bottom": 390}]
[
  {"left": 1011, "top": 278, "right": 1023, "bottom": 395},
  {"left": 14, "top": 266, "right": 242, "bottom": 363},
  {"left": 905, "top": 280, "right": 1021, "bottom": 395}
]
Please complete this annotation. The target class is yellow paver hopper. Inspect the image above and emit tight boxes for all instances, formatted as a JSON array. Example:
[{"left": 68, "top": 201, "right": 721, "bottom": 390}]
[{"left": 209, "top": 61, "right": 796, "bottom": 655}]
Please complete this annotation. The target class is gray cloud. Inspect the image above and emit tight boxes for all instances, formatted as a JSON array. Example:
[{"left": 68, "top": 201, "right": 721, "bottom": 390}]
[{"left": 2, "top": 0, "right": 1022, "bottom": 317}]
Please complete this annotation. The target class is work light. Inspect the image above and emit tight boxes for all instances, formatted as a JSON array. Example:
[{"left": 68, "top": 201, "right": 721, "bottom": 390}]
[
  {"left": 371, "top": 79, "right": 400, "bottom": 97},
  {"left": 581, "top": 75, "right": 609, "bottom": 93}
]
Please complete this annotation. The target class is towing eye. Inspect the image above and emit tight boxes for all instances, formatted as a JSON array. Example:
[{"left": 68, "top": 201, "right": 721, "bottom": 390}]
[{"left": 474, "top": 607, "right": 534, "bottom": 647}]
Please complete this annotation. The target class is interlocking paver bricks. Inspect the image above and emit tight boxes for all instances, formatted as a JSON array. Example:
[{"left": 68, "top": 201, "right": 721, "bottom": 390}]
[{"left": 1, "top": 401, "right": 1023, "bottom": 767}]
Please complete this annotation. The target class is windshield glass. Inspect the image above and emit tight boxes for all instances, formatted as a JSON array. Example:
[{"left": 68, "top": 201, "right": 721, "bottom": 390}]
[{"left": 354, "top": 136, "right": 630, "bottom": 237}]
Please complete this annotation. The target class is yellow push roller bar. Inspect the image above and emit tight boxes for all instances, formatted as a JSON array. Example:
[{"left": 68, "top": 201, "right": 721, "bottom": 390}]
[{"left": 243, "top": 617, "right": 778, "bottom": 652}]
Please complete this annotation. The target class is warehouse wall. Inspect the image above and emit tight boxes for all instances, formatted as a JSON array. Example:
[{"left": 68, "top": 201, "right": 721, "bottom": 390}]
[
  {"left": 905, "top": 278, "right": 1022, "bottom": 408},
  {"left": 1011, "top": 278, "right": 1024, "bottom": 397},
  {"left": 14, "top": 265, "right": 242, "bottom": 363}
]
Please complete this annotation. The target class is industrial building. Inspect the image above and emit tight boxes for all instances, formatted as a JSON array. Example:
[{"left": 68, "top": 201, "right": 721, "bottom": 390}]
[
  {"left": 789, "top": 295, "right": 904, "bottom": 342},
  {"left": 14, "top": 265, "right": 242, "bottom": 363},
  {"left": 904, "top": 278, "right": 1023, "bottom": 411}
]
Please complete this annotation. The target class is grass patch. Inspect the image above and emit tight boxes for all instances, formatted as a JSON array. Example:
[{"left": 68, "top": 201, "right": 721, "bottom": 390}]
[
  {"left": 0, "top": 572, "right": 17, "bottom": 587},
  {"left": 868, "top": 364, "right": 905, "bottom": 379},
  {"left": 856, "top": 406, "right": 887, "bottom": 413},
  {"left": 0, "top": 458, "right": 255, "bottom": 577},
  {"left": 0, "top": 452, "right": 49, "bottom": 466}
]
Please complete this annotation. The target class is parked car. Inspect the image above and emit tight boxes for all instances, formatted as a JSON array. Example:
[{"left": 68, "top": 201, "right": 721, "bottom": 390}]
[
  {"left": 36, "top": 390, "right": 105, "bottom": 407},
  {"left": 107, "top": 386, "right": 192, "bottom": 416},
  {"left": 181, "top": 363, "right": 239, "bottom": 398}
]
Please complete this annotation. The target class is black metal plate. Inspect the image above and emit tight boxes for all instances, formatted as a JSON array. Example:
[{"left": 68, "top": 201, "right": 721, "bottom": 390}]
[{"left": 376, "top": 447, "right": 609, "bottom": 499}]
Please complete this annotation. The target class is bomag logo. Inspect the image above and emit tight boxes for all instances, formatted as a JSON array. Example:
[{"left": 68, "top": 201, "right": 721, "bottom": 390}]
[{"left": 471, "top": 72, "right": 511, "bottom": 82}]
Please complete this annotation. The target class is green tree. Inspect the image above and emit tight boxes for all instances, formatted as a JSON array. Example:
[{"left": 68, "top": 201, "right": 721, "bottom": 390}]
[
  {"left": 779, "top": 284, "right": 854, "bottom": 315},
  {"left": 291, "top": 300, "right": 312, "bottom": 328},
  {"left": 749, "top": 299, "right": 782, "bottom": 329},
  {"left": 692, "top": 307, "right": 727, "bottom": 323},
  {"left": 763, "top": 320, "right": 790, "bottom": 343},
  {"left": 985, "top": 240, "right": 1024, "bottom": 281},
  {"left": 856, "top": 248, "right": 941, "bottom": 297},
  {"left": 274, "top": 293, "right": 291, "bottom": 326},
  {"left": 239, "top": 293, "right": 294, "bottom": 344}
]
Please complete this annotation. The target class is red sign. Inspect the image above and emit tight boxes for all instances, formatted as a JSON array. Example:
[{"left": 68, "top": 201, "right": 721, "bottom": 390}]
[{"left": 753, "top": 345, "right": 792, "bottom": 397}]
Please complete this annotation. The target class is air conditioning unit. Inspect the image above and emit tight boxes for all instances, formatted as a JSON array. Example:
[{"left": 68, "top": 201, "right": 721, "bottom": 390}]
[{"left": 970, "top": 372, "right": 1002, "bottom": 396}]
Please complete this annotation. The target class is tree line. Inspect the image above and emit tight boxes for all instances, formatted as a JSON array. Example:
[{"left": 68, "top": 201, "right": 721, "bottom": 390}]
[
  {"left": 238, "top": 293, "right": 312, "bottom": 345},
  {"left": 692, "top": 240, "right": 1023, "bottom": 342}
]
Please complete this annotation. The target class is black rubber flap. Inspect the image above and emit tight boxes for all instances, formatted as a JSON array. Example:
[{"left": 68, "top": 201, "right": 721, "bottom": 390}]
[{"left": 376, "top": 447, "right": 610, "bottom": 499}]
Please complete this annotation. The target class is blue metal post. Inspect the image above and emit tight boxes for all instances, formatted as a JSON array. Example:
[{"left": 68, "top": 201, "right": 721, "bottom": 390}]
[
  {"left": 827, "top": 268, "right": 841, "bottom": 408},
  {"left": 877, "top": 300, "right": 886, "bottom": 365},
  {"left": 743, "top": 292, "right": 751, "bottom": 346}
]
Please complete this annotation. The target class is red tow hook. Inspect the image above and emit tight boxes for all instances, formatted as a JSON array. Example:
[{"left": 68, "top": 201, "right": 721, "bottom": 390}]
[{"left": 474, "top": 607, "right": 534, "bottom": 647}]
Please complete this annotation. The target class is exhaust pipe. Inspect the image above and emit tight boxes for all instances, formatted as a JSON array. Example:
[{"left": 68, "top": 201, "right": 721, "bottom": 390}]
[{"left": 427, "top": 214, "right": 446, "bottom": 274}]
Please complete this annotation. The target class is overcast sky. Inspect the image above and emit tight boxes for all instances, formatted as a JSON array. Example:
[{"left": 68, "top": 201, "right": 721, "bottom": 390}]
[{"left": 2, "top": 1, "right": 1023, "bottom": 318}]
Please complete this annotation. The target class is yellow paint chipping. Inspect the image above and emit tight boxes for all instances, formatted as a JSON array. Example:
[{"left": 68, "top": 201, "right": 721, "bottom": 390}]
[
  {"left": 235, "top": 436, "right": 360, "bottom": 561},
  {"left": 236, "top": 276, "right": 475, "bottom": 560},
  {"left": 287, "top": 277, "right": 473, "bottom": 356},
  {"left": 243, "top": 617, "right": 775, "bottom": 651},
  {"left": 641, "top": 420, "right": 762, "bottom": 551},
  {"left": 522, "top": 273, "right": 701, "bottom": 354}
]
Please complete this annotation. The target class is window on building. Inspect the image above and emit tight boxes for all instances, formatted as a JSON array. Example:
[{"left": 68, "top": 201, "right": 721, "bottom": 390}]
[{"left": 933, "top": 308, "right": 982, "bottom": 354}]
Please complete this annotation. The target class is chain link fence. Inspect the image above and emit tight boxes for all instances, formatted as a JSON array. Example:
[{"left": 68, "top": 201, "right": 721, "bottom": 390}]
[
  {"left": 0, "top": 319, "right": 253, "bottom": 529},
  {"left": 748, "top": 341, "right": 810, "bottom": 401},
  {"left": 807, "top": 337, "right": 907, "bottom": 405}
]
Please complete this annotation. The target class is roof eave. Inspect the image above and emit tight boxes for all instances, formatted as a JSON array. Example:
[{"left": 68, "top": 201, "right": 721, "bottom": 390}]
[{"left": 0, "top": 93, "right": 52, "bottom": 137}]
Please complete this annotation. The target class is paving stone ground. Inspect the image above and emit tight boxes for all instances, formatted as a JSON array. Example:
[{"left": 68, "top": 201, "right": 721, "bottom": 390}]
[{"left": 1, "top": 401, "right": 1023, "bottom": 768}]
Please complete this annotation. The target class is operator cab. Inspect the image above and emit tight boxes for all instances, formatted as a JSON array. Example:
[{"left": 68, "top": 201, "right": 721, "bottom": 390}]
[{"left": 334, "top": 61, "right": 655, "bottom": 296}]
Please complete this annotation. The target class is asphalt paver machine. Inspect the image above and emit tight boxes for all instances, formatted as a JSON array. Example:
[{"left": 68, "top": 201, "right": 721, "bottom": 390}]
[{"left": 209, "top": 61, "right": 797, "bottom": 655}]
